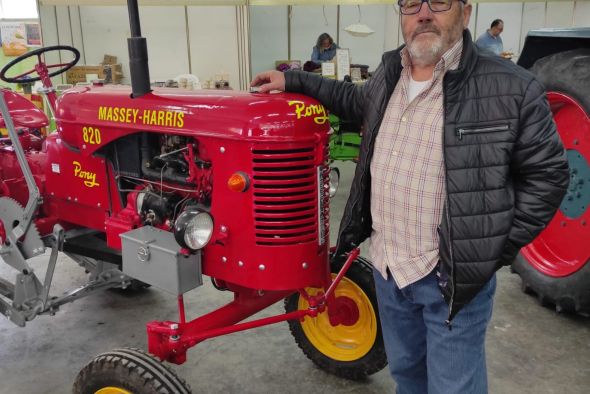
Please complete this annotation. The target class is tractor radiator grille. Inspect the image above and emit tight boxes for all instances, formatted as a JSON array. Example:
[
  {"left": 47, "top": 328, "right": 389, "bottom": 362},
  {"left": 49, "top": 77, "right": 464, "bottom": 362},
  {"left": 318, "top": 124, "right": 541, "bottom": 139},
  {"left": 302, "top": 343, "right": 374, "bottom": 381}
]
[{"left": 252, "top": 145, "right": 327, "bottom": 246}]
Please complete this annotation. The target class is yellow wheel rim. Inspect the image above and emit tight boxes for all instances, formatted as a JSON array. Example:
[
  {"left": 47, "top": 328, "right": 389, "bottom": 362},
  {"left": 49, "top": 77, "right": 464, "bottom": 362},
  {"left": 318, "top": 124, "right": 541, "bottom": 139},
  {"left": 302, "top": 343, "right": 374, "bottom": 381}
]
[
  {"left": 95, "top": 388, "right": 132, "bottom": 394},
  {"left": 298, "top": 274, "right": 377, "bottom": 362}
]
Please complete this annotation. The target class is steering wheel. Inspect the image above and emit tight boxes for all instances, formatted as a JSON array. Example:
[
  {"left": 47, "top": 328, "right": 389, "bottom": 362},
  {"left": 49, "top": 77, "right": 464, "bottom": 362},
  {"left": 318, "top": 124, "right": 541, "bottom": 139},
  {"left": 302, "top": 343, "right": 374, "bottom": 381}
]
[{"left": 0, "top": 45, "right": 80, "bottom": 84}]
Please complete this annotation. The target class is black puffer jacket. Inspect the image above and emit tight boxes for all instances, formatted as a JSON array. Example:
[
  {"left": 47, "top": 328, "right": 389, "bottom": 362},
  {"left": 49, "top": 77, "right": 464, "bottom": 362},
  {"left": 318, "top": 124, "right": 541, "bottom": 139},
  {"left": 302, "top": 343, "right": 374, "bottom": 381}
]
[{"left": 285, "top": 30, "right": 569, "bottom": 320}]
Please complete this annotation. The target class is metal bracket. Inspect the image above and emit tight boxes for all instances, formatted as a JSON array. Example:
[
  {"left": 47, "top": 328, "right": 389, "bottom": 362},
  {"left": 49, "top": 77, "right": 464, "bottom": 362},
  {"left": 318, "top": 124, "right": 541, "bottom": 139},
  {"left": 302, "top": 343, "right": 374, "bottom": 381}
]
[
  {"left": 0, "top": 91, "right": 44, "bottom": 254},
  {"left": 40, "top": 224, "right": 65, "bottom": 308},
  {"left": 0, "top": 225, "right": 135, "bottom": 326}
]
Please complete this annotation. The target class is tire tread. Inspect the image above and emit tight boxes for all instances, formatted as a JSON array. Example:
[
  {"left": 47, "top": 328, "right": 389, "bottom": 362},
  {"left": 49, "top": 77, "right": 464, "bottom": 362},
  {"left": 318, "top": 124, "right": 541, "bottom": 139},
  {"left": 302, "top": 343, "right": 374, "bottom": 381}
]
[{"left": 73, "top": 347, "right": 191, "bottom": 394}]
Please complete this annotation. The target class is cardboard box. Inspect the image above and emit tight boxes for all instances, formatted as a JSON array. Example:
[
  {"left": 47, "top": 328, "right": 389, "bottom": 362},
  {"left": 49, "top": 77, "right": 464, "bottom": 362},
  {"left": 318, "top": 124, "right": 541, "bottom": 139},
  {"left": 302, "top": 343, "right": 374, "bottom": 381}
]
[
  {"left": 102, "top": 54, "right": 118, "bottom": 65},
  {"left": 66, "top": 65, "right": 102, "bottom": 84},
  {"left": 66, "top": 64, "right": 123, "bottom": 84}
]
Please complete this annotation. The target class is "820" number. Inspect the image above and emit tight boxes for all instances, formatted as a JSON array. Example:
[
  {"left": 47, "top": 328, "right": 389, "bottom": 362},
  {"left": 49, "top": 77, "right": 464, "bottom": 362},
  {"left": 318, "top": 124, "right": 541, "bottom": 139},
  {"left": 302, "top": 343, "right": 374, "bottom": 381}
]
[{"left": 82, "top": 126, "right": 102, "bottom": 145}]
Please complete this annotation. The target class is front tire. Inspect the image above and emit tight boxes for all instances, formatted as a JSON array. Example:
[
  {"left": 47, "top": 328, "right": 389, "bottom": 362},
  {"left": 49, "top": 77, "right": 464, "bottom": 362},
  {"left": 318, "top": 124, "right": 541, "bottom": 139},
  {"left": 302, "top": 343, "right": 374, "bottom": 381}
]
[
  {"left": 73, "top": 347, "right": 191, "bottom": 394},
  {"left": 285, "top": 256, "right": 387, "bottom": 380}
]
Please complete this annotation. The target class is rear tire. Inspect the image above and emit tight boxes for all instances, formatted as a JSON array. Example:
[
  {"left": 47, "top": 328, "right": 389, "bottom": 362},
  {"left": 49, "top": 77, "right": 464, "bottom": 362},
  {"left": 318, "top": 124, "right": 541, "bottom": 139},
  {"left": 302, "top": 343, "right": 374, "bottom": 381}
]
[
  {"left": 285, "top": 255, "right": 387, "bottom": 380},
  {"left": 73, "top": 347, "right": 191, "bottom": 394},
  {"left": 512, "top": 48, "right": 590, "bottom": 315},
  {"left": 513, "top": 254, "right": 590, "bottom": 315},
  {"left": 531, "top": 48, "right": 590, "bottom": 113}
]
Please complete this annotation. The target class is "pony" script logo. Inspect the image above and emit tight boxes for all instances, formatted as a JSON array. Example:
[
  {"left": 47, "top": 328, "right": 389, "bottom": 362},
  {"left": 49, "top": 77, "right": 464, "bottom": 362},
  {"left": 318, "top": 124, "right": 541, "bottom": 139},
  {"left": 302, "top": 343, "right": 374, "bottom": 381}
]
[
  {"left": 73, "top": 161, "right": 100, "bottom": 188},
  {"left": 288, "top": 100, "right": 329, "bottom": 125}
]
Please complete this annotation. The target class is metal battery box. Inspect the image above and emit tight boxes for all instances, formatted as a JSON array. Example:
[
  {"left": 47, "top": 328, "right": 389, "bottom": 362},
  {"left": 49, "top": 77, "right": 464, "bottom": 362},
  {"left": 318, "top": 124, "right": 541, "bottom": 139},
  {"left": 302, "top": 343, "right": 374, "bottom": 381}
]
[{"left": 120, "top": 226, "right": 202, "bottom": 295}]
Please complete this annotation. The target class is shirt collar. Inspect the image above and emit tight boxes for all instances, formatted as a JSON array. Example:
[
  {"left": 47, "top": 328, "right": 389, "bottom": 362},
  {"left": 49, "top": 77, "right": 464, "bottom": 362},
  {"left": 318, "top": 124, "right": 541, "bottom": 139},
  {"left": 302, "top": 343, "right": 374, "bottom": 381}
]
[{"left": 400, "top": 36, "right": 464, "bottom": 73}]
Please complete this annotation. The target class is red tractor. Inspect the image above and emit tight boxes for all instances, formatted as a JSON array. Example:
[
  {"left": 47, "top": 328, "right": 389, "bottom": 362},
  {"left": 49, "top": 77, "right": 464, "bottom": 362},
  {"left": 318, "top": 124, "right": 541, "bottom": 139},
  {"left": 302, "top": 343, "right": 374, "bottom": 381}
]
[
  {"left": 513, "top": 29, "right": 590, "bottom": 315},
  {"left": 0, "top": 1, "right": 386, "bottom": 392}
]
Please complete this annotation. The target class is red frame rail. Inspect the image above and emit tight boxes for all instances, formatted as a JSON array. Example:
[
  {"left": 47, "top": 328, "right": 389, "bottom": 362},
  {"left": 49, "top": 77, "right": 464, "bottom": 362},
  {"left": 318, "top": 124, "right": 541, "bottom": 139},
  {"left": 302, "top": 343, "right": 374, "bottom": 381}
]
[{"left": 147, "top": 248, "right": 360, "bottom": 364}]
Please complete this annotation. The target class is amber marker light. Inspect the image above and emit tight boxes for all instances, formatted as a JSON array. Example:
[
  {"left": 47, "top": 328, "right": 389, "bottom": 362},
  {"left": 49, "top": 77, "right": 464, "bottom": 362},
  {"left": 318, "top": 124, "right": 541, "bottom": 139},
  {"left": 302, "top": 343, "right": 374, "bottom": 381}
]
[{"left": 227, "top": 171, "right": 250, "bottom": 192}]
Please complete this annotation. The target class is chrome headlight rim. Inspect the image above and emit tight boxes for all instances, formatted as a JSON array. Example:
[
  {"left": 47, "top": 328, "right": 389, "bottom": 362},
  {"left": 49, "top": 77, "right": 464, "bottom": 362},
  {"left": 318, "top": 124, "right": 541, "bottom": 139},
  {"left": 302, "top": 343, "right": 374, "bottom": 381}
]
[
  {"left": 329, "top": 166, "right": 340, "bottom": 198},
  {"left": 174, "top": 208, "right": 213, "bottom": 251}
]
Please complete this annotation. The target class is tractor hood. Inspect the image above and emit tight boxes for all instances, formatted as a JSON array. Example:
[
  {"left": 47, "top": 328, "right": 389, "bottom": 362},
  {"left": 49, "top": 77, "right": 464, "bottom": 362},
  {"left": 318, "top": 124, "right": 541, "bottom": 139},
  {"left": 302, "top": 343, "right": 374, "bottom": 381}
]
[{"left": 55, "top": 85, "right": 330, "bottom": 142}]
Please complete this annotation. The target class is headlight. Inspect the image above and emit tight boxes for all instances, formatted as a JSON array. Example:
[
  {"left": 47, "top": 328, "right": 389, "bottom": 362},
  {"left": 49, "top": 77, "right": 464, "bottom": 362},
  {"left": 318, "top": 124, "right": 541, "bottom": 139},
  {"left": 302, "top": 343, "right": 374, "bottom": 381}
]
[
  {"left": 174, "top": 209, "right": 213, "bottom": 250},
  {"left": 329, "top": 167, "right": 340, "bottom": 198}
]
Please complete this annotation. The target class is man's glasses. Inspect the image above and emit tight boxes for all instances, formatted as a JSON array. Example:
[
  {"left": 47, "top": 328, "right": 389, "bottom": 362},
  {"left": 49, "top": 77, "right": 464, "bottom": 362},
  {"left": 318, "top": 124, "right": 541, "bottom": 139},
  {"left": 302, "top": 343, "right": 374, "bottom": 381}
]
[{"left": 398, "top": 0, "right": 467, "bottom": 15}]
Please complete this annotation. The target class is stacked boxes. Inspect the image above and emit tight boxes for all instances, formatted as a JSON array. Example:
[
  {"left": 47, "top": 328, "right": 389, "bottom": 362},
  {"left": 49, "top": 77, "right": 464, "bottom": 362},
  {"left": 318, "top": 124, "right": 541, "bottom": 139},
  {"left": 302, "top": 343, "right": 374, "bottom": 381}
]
[{"left": 66, "top": 54, "right": 123, "bottom": 84}]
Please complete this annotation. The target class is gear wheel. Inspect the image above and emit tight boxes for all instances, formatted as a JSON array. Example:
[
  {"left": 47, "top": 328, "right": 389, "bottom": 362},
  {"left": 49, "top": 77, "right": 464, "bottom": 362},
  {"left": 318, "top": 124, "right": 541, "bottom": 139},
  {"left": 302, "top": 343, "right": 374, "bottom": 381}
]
[{"left": 0, "top": 196, "right": 43, "bottom": 259}]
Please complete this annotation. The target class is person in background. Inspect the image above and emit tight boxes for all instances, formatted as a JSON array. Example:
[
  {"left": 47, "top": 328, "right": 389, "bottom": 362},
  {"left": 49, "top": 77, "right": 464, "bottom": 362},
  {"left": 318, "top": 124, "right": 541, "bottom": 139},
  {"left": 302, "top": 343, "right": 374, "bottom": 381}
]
[
  {"left": 252, "top": 0, "right": 568, "bottom": 392},
  {"left": 311, "top": 33, "right": 339, "bottom": 65},
  {"left": 475, "top": 19, "right": 504, "bottom": 55}
]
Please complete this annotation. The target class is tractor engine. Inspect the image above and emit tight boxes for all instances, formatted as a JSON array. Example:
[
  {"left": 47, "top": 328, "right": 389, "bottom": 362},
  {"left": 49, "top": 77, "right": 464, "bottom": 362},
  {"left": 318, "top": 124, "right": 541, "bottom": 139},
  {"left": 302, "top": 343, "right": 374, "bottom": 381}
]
[{"left": 110, "top": 132, "right": 211, "bottom": 230}]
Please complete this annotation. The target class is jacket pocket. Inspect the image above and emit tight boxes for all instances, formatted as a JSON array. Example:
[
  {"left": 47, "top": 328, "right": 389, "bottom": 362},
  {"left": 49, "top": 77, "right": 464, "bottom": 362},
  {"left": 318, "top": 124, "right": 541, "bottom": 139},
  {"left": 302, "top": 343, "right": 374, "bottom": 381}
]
[{"left": 456, "top": 124, "right": 510, "bottom": 140}]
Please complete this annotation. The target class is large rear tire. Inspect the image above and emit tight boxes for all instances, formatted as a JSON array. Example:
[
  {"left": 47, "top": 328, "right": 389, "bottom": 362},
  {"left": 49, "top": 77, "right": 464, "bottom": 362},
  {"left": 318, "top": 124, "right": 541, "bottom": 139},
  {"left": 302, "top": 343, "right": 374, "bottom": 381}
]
[
  {"left": 531, "top": 49, "right": 590, "bottom": 113},
  {"left": 512, "top": 254, "right": 590, "bottom": 315},
  {"left": 512, "top": 48, "right": 590, "bottom": 315},
  {"left": 73, "top": 347, "right": 191, "bottom": 394},
  {"left": 284, "top": 255, "right": 387, "bottom": 380}
]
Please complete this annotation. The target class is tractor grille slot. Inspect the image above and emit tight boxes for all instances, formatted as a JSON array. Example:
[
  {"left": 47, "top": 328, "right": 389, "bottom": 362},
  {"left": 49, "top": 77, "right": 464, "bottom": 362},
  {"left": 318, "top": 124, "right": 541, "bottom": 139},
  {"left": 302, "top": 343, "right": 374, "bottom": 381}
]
[{"left": 252, "top": 147, "right": 318, "bottom": 245}]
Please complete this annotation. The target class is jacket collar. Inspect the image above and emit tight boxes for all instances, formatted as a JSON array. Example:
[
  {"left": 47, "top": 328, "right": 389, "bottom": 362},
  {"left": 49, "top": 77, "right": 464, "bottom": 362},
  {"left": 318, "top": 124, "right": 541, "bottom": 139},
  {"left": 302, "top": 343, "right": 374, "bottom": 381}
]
[{"left": 382, "top": 29, "right": 478, "bottom": 99}]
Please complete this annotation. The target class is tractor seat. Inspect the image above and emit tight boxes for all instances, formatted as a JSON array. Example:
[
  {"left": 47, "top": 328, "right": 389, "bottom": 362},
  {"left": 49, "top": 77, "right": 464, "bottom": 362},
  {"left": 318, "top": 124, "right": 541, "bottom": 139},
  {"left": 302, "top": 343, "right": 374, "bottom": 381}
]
[{"left": 0, "top": 89, "right": 49, "bottom": 129}]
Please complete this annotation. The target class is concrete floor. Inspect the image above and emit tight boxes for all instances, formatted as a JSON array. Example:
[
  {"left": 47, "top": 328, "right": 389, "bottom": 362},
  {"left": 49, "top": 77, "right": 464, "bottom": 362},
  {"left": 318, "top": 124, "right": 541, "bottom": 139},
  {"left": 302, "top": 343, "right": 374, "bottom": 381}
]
[{"left": 1, "top": 160, "right": 589, "bottom": 393}]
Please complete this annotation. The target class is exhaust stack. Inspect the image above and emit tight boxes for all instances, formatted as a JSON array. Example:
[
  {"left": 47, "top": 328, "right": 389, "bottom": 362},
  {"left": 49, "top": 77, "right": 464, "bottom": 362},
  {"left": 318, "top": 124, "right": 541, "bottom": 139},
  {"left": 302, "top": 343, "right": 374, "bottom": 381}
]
[{"left": 127, "top": 0, "right": 151, "bottom": 98}]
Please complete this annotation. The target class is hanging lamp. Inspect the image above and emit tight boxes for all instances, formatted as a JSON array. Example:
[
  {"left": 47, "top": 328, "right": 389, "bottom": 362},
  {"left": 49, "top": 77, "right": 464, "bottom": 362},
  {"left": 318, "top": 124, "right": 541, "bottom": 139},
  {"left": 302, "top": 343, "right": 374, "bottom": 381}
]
[{"left": 344, "top": 5, "right": 374, "bottom": 37}]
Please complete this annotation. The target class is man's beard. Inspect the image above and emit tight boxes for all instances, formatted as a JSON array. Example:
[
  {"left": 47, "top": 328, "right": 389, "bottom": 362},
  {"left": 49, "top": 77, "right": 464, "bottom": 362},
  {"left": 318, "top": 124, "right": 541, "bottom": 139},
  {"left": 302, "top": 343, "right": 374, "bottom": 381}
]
[{"left": 406, "top": 24, "right": 445, "bottom": 67}]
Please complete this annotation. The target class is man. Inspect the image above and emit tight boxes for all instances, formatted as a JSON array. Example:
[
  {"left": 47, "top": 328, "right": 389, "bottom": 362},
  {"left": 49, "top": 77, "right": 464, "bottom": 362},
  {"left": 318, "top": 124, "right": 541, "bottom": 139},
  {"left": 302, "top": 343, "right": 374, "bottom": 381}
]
[
  {"left": 252, "top": 0, "right": 569, "bottom": 392},
  {"left": 475, "top": 19, "right": 504, "bottom": 55}
]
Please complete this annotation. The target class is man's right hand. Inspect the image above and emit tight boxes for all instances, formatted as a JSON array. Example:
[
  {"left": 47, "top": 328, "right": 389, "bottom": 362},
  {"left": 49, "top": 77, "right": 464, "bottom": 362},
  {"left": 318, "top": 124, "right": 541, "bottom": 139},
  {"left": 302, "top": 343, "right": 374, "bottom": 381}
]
[{"left": 250, "top": 71, "right": 286, "bottom": 93}]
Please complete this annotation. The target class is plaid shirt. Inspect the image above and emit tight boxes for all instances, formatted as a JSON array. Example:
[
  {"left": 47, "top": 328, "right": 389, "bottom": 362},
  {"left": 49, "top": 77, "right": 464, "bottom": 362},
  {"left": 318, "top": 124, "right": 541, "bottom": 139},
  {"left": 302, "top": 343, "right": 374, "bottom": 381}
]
[{"left": 369, "top": 39, "right": 463, "bottom": 288}]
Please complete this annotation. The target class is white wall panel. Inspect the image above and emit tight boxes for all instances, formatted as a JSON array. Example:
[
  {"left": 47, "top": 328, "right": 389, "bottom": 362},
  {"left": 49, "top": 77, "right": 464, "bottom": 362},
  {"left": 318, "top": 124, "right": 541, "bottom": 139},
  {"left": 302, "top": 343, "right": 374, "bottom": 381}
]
[
  {"left": 55, "top": 6, "right": 73, "bottom": 46},
  {"left": 39, "top": 6, "right": 59, "bottom": 54},
  {"left": 80, "top": 6, "right": 190, "bottom": 84},
  {"left": 39, "top": 5, "right": 63, "bottom": 84},
  {"left": 339, "top": 5, "right": 386, "bottom": 69},
  {"left": 546, "top": 1, "right": 575, "bottom": 27},
  {"left": 290, "top": 5, "right": 337, "bottom": 65},
  {"left": 383, "top": 4, "right": 400, "bottom": 51},
  {"left": 573, "top": 1, "right": 590, "bottom": 27},
  {"left": 467, "top": 2, "right": 476, "bottom": 37},
  {"left": 520, "top": 2, "right": 545, "bottom": 51},
  {"left": 249, "top": 6, "right": 288, "bottom": 77},
  {"left": 475, "top": 2, "right": 522, "bottom": 54},
  {"left": 141, "top": 6, "right": 190, "bottom": 80},
  {"left": 79, "top": 6, "right": 130, "bottom": 81},
  {"left": 187, "top": 6, "right": 240, "bottom": 90},
  {"left": 68, "top": 6, "right": 86, "bottom": 64}
]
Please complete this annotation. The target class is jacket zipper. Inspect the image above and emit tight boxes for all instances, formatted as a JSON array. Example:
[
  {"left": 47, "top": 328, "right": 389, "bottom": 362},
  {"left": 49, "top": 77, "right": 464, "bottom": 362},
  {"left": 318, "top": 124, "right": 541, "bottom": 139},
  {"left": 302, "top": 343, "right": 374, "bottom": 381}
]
[
  {"left": 457, "top": 124, "right": 509, "bottom": 140},
  {"left": 442, "top": 78, "right": 455, "bottom": 330}
]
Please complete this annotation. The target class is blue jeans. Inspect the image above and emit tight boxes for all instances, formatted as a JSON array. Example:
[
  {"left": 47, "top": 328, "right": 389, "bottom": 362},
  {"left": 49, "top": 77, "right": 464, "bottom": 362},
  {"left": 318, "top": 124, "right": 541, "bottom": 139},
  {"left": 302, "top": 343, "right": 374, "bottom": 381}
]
[{"left": 373, "top": 267, "right": 496, "bottom": 394}]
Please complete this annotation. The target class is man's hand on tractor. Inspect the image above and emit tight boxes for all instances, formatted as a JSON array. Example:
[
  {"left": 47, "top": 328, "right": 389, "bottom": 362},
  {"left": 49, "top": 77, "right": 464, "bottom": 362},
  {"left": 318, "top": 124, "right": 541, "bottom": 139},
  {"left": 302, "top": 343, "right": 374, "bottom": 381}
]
[{"left": 250, "top": 71, "right": 286, "bottom": 93}]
